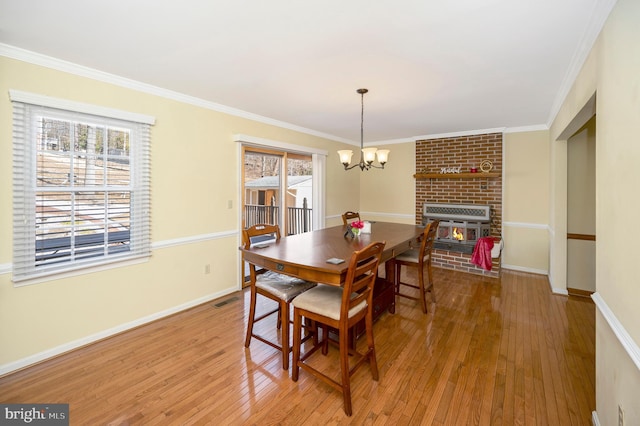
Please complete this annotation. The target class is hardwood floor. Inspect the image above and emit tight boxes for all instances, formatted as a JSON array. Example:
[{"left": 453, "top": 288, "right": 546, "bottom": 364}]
[{"left": 0, "top": 268, "right": 595, "bottom": 425}]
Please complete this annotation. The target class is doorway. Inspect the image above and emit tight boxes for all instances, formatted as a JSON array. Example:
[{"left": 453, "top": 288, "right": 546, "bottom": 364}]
[
  {"left": 567, "top": 116, "right": 596, "bottom": 295},
  {"left": 241, "top": 146, "right": 313, "bottom": 287}
]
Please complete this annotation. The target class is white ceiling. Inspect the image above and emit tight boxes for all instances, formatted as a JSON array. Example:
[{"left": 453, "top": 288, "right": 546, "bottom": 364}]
[{"left": 0, "top": 0, "right": 612, "bottom": 144}]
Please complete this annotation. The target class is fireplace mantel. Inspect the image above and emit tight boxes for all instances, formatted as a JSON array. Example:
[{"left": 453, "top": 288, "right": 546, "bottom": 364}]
[{"left": 413, "top": 172, "right": 500, "bottom": 179}]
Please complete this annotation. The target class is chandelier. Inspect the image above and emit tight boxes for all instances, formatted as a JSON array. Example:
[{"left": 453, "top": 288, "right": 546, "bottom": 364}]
[{"left": 338, "top": 88, "right": 389, "bottom": 171}]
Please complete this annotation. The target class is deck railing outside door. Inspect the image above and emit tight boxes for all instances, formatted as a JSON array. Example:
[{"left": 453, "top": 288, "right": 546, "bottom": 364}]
[{"left": 244, "top": 198, "right": 312, "bottom": 235}]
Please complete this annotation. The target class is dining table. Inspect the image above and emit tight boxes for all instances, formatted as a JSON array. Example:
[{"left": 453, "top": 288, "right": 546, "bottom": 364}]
[{"left": 240, "top": 221, "right": 425, "bottom": 319}]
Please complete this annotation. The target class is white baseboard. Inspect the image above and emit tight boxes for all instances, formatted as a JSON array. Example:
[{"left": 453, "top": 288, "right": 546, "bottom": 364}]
[
  {"left": 500, "top": 264, "right": 568, "bottom": 295},
  {"left": 501, "top": 263, "right": 549, "bottom": 276},
  {"left": 551, "top": 285, "right": 569, "bottom": 296},
  {"left": 0, "top": 287, "right": 238, "bottom": 376}
]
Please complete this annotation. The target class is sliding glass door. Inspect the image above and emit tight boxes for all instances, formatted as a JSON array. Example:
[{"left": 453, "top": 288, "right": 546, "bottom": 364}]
[
  {"left": 242, "top": 147, "right": 313, "bottom": 236},
  {"left": 241, "top": 147, "right": 313, "bottom": 287}
]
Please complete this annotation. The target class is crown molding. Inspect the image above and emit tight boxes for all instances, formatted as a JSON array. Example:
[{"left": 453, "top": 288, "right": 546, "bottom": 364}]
[
  {"left": 503, "top": 124, "right": 549, "bottom": 134},
  {"left": 2, "top": 29, "right": 600, "bottom": 148},
  {"left": 546, "top": 0, "right": 618, "bottom": 127},
  {"left": 368, "top": 124, "right": 548, "bottom": 145},
  {"left": 363, "top": 137, "right": 416, "bottom": 147},
  {"left": 0, "top": 43, "right": 350, "bottom": 144},
  {"left": 412, "top": 127, "right": 506, "bottom": 141}
]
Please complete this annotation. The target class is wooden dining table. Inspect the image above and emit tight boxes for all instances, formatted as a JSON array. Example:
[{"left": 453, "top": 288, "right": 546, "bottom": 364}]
[{"left": 240, "top": 221, "right": 425, "bottom": 318}]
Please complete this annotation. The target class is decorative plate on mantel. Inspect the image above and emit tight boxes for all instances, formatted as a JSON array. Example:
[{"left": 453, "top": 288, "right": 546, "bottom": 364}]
[{"left": 480, "top": 160, "right": 493, "bottom": 173}]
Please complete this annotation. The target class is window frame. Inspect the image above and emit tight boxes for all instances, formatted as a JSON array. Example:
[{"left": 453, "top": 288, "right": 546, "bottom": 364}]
[
  {"left": 234, "top": 133, "right": 327, "bottom": 232},
  {"left": 10, "top": 90, "right": 155, "bottom": 285}
]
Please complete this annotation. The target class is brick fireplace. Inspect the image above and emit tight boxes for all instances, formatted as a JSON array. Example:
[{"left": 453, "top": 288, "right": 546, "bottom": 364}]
[{"left": 415, "top": 132, "right": 502, "bottom": 277}]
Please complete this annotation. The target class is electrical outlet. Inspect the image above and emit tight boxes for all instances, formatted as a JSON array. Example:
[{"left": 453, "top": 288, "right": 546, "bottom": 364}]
[
  {"left": 619, "top": 404, "right": 624, "bottom": 426},
  {"left": 204, "top": 264, "right": 211, "bottom": 274}
]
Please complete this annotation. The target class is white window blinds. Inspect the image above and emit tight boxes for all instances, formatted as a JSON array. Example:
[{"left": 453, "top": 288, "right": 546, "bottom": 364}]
[{"left": 10, "top": 91, "right": 153, "bottom": 283}]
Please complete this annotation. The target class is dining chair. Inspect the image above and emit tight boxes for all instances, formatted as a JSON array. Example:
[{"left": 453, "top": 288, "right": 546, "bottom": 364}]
[
  {"left": 243, "top": 224, "right": 316, "bottom": 370},
  {"left": 394, "top": 219, "right": 440, "bottom": 313},
  {"left": 291, "top": 240, "right": 385, "bottom": 416},
  {"left": 341, "top": 211, "right": 361, "bottom": 225}
]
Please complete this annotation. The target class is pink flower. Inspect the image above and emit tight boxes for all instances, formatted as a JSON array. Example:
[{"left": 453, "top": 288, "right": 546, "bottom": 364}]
[{"left": 351, "top": 220, "right": 365, "bottom": 229}]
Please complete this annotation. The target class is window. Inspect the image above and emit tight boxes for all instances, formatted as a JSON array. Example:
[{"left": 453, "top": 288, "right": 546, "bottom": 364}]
[{"left": 10, "top": 91, "right": 154, "bottom": 284}]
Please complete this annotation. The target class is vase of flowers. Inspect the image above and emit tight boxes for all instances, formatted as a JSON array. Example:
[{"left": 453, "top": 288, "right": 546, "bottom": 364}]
[{"left": 350, "top": 220, "right": 365, "bottom": 237}]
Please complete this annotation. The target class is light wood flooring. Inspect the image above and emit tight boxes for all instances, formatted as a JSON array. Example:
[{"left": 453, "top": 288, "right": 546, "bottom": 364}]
[{"left": 0, "top": 268, "right": 595, "bottom": 425}]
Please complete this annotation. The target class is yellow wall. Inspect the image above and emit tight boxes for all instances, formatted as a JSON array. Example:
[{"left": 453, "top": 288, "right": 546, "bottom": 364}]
[
  {"left": 549, "top": 0, "right": 640, "bottom": 423},
  {"left": 595, "top": 0, "right": 640, "bottom": 346},
  {"left": 0, "top": 56, "right": 356, "bottom": 369},
  {"left": 567, "top": 118, "right": 596, "bottom": 233},
  {"left": 359, "top": 141, "right": 416, "bottom": 224},
  {"left": 595, "top": 0, "right": 640, "bottom": 422},
  {"left": 502, "top": 130, "right": 550, "bottom": 274}
]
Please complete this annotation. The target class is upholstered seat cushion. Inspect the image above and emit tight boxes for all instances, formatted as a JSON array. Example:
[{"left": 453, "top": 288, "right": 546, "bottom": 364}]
[
  {"left": 291, "top": 284, "right": 367, "bottom": 320},
  {"left": 394, "top": 248, "right": 425, "bottom": 263},
  {"left": 256, "top": 270, "right": 316, "bottom": 301}
]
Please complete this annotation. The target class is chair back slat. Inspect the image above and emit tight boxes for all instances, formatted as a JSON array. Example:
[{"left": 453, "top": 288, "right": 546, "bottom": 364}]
[
  {"left": 420, "top": 219, "right": 439, "bottom": 261},
  {"left": 243, "top": 223, "right": 281, "bottom": 249},
  {"left": 243, "top": 224, "right": 283, "bottom": 280},
  {"left": 341, "top": 241, "right": 385, "bottom": 318},
  {"left": 341, "top": 211, "right": 361, "bottom": 225}
]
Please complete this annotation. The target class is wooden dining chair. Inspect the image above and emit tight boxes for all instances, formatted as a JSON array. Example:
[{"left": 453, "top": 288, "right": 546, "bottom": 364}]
[
  {"left": 394, "top": 219, "right": 440, "bottom": 313},
  {"left": 243, "top": 224, "right": 316, "bottom": 370},
  {"left": 291, "top": 240, "right": 385, "bottom": 416},
  {"left": 341, "top": 211, "right": 361, "bottom": 225}
]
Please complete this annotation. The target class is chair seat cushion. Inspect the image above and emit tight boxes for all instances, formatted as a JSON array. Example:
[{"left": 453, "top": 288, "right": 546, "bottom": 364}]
[
  {"left": 291, "top": 284, "right": 366, "bottom": 320},
  {"left": 256, "top": 270, "right": 316, "bottom": 301},
  {"left": 395, "top": 248, "right": 422, "bottom": 263}
]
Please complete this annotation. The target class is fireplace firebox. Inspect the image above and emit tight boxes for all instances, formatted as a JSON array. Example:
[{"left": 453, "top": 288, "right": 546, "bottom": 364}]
[{"left": 422, "top": 203, "right": 491, "bottom": 254}]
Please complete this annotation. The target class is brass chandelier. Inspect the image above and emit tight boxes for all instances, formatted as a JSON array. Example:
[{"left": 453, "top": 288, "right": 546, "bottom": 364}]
[{"left": 338, "top": 88, "right": 389, "bottom": 171}]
